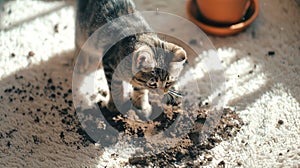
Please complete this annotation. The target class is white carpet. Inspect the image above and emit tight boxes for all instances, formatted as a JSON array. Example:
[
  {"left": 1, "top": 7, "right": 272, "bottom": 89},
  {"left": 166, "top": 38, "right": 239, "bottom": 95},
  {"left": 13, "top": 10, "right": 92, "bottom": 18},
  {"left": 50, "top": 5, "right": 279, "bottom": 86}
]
[{"left": 0, "top": 0, "right": 299, "bottom": 167}]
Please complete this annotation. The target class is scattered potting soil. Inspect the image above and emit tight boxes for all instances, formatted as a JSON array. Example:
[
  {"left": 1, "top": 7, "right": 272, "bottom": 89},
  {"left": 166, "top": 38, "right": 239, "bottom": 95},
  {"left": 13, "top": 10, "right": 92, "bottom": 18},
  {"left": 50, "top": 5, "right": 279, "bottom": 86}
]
[{"left": 77, "top": 92, "right": 243, "bottom": 167}]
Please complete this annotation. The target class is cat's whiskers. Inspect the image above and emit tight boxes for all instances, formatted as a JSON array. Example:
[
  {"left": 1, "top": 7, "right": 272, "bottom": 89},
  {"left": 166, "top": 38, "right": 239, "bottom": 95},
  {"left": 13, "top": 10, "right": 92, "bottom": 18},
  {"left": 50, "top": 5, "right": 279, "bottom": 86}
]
[{"left": 168, "top": 90, "right": 182, "bottom": 97}]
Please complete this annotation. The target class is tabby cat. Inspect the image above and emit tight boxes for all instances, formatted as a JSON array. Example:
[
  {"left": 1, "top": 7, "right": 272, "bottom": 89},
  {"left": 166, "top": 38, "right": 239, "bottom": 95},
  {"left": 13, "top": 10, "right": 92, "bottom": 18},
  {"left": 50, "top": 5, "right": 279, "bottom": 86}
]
[{"left": 75, "top": 0, "right": 187, "bottom": 120}]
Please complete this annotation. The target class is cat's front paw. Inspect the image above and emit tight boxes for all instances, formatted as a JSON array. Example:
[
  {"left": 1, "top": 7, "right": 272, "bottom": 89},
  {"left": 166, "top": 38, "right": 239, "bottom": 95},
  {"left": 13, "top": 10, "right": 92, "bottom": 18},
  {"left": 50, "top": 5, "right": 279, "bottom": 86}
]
[
  {"left": 143, "top": 103, "right": 152, "bottom": 118},
  {"left": 136, "top": 103, "right": 152, "bottom": 121}
]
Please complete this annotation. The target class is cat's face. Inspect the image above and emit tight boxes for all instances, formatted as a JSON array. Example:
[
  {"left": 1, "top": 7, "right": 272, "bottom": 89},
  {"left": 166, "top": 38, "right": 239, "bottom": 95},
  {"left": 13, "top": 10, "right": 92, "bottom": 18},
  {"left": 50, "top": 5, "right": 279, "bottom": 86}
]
[
  {"left": 130, "top": 42, "right": 186, "bottom": 95},
  {"left": 131, "top": 68, "right": 175, "bottom": 94}
]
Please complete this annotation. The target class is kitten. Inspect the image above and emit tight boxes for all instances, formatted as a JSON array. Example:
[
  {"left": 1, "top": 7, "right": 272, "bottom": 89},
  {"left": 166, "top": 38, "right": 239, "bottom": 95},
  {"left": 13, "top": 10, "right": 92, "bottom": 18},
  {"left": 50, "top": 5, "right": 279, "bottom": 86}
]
[{"left": 75, "top": 0, "right": 187, "bottom": 120}]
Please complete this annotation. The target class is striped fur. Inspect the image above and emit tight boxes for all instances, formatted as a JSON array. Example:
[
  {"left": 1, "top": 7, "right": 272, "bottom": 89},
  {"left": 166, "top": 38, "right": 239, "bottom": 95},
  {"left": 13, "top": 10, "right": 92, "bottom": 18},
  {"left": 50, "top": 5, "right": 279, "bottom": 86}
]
[{"left": 76, "top": 0, "right": 187, "bottom": 120}]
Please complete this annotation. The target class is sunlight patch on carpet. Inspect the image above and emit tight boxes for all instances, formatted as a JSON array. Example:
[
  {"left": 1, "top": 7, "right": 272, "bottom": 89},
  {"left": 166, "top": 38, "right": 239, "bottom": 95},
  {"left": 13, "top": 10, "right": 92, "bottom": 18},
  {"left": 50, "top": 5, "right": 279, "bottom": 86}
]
[{"left": 0, "top": 2, "right": 74, "bottom": 79}]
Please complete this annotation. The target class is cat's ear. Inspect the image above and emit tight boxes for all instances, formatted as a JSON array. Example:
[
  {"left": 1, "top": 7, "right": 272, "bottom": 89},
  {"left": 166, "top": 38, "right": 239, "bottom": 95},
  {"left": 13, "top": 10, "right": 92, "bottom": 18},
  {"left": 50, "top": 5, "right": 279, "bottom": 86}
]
[
  {"left": 136, "top": 51, "right": 151, "bottom": 69},
  {"left": 166, "top": 43, "right": 187, "bottom": 78},
  {"left": 162, "top": 41, "right": 187, "bottom": 64},
  {"left": 172, "top": 48, "right": 187, "bottom": 63},
  {"left": 132, "top": 45, "right": 155, "bottom": 73}
]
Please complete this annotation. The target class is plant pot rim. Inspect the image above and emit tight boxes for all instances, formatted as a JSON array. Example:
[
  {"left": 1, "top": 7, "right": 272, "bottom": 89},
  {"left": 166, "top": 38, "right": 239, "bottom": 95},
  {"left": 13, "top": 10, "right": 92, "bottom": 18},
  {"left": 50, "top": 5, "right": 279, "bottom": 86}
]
[{"left": 186, "top": 0, "right": 259, "bottom": 36}]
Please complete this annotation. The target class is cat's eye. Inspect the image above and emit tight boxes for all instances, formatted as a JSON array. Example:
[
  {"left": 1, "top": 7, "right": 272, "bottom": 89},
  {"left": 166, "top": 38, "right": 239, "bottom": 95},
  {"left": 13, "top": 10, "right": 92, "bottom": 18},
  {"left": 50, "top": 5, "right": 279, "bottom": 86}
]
[
  {"left": 165, "top": 81, "right": 174, "bottom": 88},
  {"left": 147, "top": 78, "right": 157, "bottom": 88}
]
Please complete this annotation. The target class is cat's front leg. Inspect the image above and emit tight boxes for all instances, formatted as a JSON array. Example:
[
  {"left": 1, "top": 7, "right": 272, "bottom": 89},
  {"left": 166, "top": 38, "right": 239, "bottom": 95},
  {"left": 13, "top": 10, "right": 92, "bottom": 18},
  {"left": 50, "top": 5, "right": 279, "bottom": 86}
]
[{"left": 132, "top": 88, "right": 152, "bottom": 120}]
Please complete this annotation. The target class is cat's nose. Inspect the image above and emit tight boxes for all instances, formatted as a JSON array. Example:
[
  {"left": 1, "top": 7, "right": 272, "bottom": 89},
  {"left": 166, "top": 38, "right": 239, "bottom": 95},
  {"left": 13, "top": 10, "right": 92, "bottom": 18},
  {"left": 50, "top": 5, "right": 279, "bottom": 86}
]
[
  {"left": 157, "top": 89, "right": 165, "bottom": 95},
  {"left": 158, "top": 89, "right": 169, "bottom": 95}
]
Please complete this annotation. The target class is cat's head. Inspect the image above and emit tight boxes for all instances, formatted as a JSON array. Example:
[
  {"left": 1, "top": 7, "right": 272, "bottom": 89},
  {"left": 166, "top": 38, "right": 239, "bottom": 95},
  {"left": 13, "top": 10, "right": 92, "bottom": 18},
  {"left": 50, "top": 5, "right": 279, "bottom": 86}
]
[{"left": 130, "top": 37, "right": 187, "bottom": 95}]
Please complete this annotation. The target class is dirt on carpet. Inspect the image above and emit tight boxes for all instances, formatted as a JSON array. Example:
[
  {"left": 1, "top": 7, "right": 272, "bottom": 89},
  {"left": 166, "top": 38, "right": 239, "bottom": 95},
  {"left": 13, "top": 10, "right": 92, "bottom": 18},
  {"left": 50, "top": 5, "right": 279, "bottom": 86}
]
[{"left": 77, "top": 93, "right": 244, "bottom": 167}]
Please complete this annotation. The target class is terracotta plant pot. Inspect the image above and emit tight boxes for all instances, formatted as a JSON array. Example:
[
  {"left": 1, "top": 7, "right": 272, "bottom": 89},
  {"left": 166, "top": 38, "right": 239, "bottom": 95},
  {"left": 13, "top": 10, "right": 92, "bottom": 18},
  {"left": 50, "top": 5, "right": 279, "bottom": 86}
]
[
  {"left": 196, "top": 0, "right": 251, "bottom": 24},
  {"left": 186, "top": 0, "right": 259, "bottom": 36}
]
